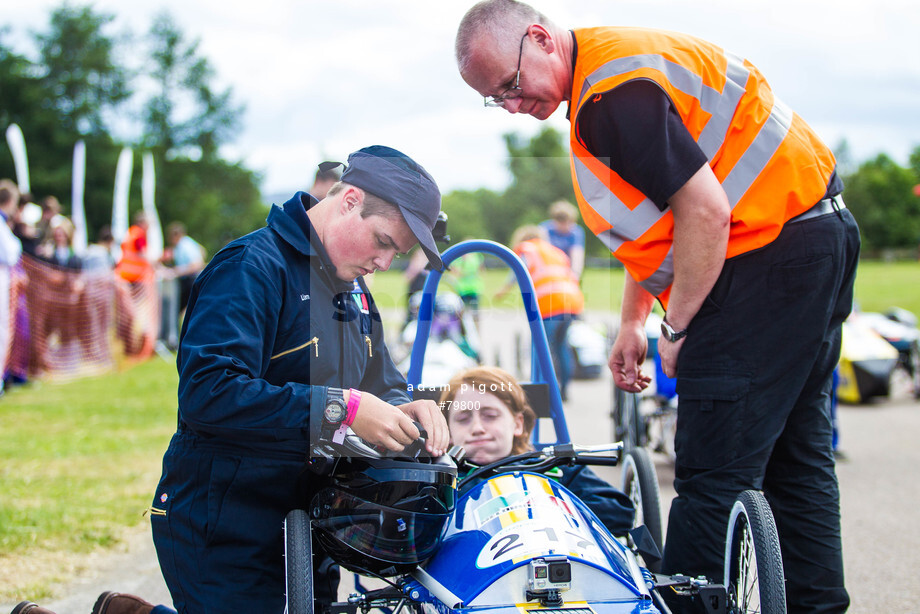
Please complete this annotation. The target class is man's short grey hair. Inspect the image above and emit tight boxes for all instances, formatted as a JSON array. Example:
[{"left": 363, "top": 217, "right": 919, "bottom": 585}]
[{"left": 455, "top": 0, "right": 550, "bottom": 74}]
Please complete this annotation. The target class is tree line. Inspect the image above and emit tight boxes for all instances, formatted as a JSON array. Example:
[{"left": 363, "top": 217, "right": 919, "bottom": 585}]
[
  {"left": 2, "top": 4, "right": 918, "bottom": 259},
  {"left": 0, "top": 5, "right": 264, "bottom": 255}
]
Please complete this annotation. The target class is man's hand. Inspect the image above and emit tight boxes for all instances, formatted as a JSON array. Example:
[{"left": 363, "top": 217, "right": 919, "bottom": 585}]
[
  {"left": 657, "top": 335, "right": 684, "bottom": 378},
  {"left": 397, "top": 399, "right": 449, "bottom": 457},
  {"left": 348, "top": 391, "right": 422, "bottom": 452},
  {"left": 609, "top": 321, "right": 652, "bottom": 393}
]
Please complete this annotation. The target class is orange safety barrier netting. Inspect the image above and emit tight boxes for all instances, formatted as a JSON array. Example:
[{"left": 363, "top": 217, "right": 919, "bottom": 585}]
[{"left": 4, "top": 254, "right": 159, "bottom": 382}]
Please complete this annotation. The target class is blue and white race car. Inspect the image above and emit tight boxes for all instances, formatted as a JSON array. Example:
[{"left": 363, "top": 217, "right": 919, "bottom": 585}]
[{"left": 285, "top": 241, "right": 786, "bottom": 614}]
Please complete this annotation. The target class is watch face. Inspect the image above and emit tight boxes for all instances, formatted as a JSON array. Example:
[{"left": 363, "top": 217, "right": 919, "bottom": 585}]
[
  {"left": 661, "top": 321, "right": 686, "bottom": 342},
  {"left": 324, "top": 399, "right": 346, "bottom": 423},
  {"left": 661, "top": 321, "right": 674, "bottom": 341}
]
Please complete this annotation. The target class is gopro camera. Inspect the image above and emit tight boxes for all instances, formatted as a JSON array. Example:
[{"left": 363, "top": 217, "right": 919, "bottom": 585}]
[{"left": 528, "top": 555, "right": 572, "bottom": 593}]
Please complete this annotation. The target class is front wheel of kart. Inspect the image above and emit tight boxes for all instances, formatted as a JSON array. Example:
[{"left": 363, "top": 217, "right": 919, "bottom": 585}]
[
  {"left": 723, "top": 490, "right": 786, "bottom": 614},
  {"left": 285, "top": 509, "right": 314, "bottom": 614},
  {"left": 612, "top": 387, "right": 643, "bottom": 449},
  {"left": 621, "top": 447, "right": 663, "bottom": 571}
]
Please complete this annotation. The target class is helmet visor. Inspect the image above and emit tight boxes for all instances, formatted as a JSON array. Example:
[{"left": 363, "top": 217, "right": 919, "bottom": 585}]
[
  {"left": 312, "top": 489, "right": 450, "bottom": 565},
  {"left": 345, "top": 471, "right": 456, "bottom": 514}
]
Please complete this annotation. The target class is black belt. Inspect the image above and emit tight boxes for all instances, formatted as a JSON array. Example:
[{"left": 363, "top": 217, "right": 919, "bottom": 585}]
[{"left": 787, "top": 196, "right": 846, "bottom": 224}]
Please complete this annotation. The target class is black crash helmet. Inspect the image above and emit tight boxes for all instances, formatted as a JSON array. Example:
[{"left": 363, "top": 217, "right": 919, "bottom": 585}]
[{"left": 310, "top": 454, "right": 457, "bottom": 577}]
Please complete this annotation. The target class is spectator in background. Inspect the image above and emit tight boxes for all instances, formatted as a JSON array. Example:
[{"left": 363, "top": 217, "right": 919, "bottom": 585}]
[
  {"left": 540, "top": 200, "right": 585, "bottom": 279},
  {"left": 80, "top": 226, "right": 119, "bottom": 367},
  {"left": 6, "top": 192, "right": 35, "bottom": 386},
  {"left": 115, "top": 212, "right": 153, "bottom": 284},
  {"left": 448, "top": 246, "right": 485, "bottom": 326},
  {"left": 13, "top": 192, "right": 41, "bottom": 256},
  {"left": 161, "top": 222, "right": 206, "bottom": 315},
  {"left": 309, "top": 164, "right": 342, "bottom": 200},
  {"left": 82, "top": 226, "right": 118, "bottom": 272},
  {"left": 0, "top": 180, "right": 24, "bottom": 396},
  {"left": 115, "top": 212, "right": 157, "bottom": 357},
  {"left": 35, "top": 195, "right": 64, "bottom": 246},
  {"left": 498, "top": 225, "right": 583, "bottom": 400},
  {"left": 30, "top": 216, "right": 86, "bottom": 371},
  {"left": 37, "top": 217, "right": 82, "bottom": 270}
]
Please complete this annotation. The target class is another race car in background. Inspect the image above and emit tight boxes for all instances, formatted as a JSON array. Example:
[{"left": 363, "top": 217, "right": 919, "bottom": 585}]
[
  {"left": 396, "top": 290, "right": 480, "bottom": 388},
  {"left": 567, "top": 320, "right": 609, "bottom": 380},
  {"left": 856, "top": 307, "right": 920, "bottom": 400},
  {"left": 837, "top": 312, "right": 901, "bottom": 404}
]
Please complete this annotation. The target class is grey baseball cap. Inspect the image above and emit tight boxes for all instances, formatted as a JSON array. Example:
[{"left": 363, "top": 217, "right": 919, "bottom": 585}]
[{"left": 336, "top": 145, "right": 443, "bottom": 271}]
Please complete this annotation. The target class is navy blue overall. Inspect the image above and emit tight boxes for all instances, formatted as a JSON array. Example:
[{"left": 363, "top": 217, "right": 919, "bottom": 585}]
[{"left": 150, "top": 193, "right": 410, "bottom": 613}]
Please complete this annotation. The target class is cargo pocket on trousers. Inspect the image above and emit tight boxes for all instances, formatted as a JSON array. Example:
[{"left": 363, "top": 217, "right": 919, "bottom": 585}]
[
  {"left": 205, "top": 455, "right": 241, "bottom": 545},
  {"left": 675, "top": 371, "right": 751, "bottom": 469}
]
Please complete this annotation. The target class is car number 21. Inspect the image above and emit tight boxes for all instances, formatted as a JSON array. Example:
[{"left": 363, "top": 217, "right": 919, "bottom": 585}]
[{"left": 475, "top": 520, "right": 601, "bottom": 568}]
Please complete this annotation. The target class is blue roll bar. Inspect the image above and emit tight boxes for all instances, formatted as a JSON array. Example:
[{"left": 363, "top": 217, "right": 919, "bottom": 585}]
[{"left": 405, "top": 239, "right": 570, "bottom": 445}]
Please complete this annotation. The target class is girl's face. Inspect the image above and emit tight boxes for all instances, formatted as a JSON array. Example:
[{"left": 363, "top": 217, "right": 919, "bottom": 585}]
[{"left": 446, "top": 389, "right": 524, "bottom": 465}]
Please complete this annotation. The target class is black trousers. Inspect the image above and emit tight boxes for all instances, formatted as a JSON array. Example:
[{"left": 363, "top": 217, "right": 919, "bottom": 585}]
[{"left": 661, "top": 209, "right": 859, "bottom": 614}]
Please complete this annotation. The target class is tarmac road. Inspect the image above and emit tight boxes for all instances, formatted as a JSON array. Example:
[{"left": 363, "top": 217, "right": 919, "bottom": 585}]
[{"left": 4, "top": 309, "right": 918, "bottom": 613}]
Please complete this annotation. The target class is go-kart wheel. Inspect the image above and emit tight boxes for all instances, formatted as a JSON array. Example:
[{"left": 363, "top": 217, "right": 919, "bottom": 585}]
[
  {"left": 621, "top": 447, "right": 663, "bottom": 570},
  {"left": 284, "top": 509, "right": 314, "bottom": 614},
  {"left": 612, "top": 387, "right": 643, "bottom": 449},
  {"left": 909, "top": 340, "right": 920, "bottom": 399},
  {"left": 723, "top": 490, "right": 786, "bottom": 614}
]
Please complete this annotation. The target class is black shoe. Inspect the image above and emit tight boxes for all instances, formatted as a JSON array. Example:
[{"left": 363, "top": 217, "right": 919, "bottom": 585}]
[
  {"left": 10, "top": 602, "right": 57, "bottom": 614},
  {"left": 92, "top": 591, "right": 155, "bottom": 614}
]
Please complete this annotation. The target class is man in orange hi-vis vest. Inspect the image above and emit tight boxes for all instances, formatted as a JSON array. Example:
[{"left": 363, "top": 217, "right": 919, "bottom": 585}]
[
  {"left": 115, "top": 212, "right": 154, "bottom": 283},
  {"left": 457, "top": 2, "right": 858, "bottom": 612}
]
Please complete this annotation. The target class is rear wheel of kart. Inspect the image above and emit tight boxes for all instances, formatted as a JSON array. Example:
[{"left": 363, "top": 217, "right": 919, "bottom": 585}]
[
  {"left": 909, "top": 340, "right": 920, "bottom": 399},
  {"left": 621, "top": 447, "right": 663, "bottom": 570},
  {"left": 285, "top": 509, "right": 314, "bottom": 614},
  {"left": 723, "top": 490, "right": 786, "bottom": 614},
  {"left": 612, "top": 387, "right": 643, "bottom": 449}
]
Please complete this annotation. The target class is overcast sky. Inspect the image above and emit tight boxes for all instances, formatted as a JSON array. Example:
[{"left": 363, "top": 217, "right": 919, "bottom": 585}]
[{"left": 7, "top": 0, "right": 920, "bottom": 198}]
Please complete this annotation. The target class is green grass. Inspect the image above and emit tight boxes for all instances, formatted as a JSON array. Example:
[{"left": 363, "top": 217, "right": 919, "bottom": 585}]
[
  {"left": 0, "top": 358, "right": 178, "bottom": 601},
  {"left": 852, "top": 260, "right": 920, "bottom": 317}
]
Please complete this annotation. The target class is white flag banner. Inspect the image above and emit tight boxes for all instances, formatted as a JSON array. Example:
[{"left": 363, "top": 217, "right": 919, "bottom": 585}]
[
  {"left": 142, "top": 152, "right": 163, "bottom": 262},
  {"left": 71, "top": 140, "right": 88, "bottom": 255},
  {"left": 111, "top": 147, "right": 133, "bottom": 243},
  {"left": 5, "top": 123, "right": 30, "bottom": 194}
]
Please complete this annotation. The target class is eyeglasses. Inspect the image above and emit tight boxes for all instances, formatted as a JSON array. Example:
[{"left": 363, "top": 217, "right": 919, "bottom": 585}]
[{"left": 484, "top": 34, "right": 527, "bottom": 108}]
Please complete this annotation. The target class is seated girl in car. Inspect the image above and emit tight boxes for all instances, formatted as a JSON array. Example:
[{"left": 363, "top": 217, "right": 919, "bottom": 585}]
[{"left": 439, "top": 366, "right": 634, "bottom": 536}]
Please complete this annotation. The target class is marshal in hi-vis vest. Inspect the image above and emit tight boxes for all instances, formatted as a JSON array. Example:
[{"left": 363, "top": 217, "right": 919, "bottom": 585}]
[
  {"left": 569, "top": 27, "right": 838, "bottom": 308},
  {"left": 515, "top": 238, "right": 584, "bottom": 319},
  {"left": 115, "top": 225, "right": 154, "bottom": 283}
]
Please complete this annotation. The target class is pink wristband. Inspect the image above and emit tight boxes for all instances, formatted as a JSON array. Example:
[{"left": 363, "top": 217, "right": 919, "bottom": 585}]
[{"left": 345, "top": 389, "right": 361, "bottom": 426}]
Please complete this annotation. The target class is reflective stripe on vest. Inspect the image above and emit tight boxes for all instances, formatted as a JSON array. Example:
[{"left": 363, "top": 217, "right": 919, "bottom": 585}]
[
  {"left": 569, "top": 27, "right": 837, "bottom": 305},
  {"left": 517, "top": 240, "right": 584, "bottom": 318}
]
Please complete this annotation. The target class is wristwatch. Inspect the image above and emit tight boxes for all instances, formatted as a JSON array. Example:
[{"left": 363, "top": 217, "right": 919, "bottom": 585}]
[
  {"left": 660, "top": 317, "right": 688, "bottom": 342},
  {"left": 323, "top": 388, "right": 347, "bottom": 427}
]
